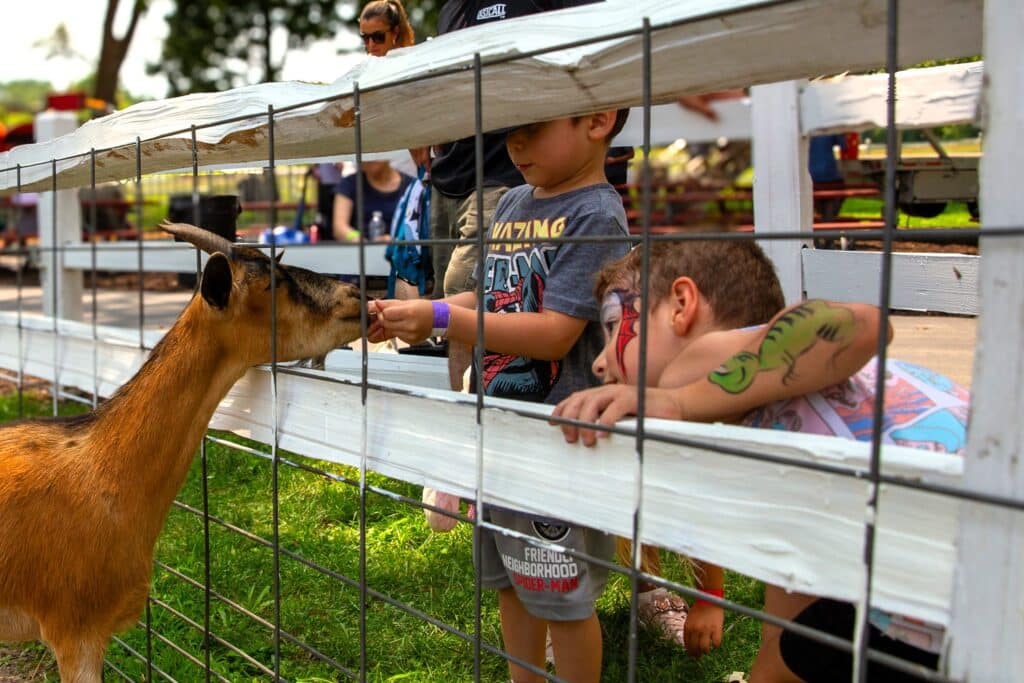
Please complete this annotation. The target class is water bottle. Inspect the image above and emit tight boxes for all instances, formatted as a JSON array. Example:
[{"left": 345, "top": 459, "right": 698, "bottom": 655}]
[{"left": 368, "top": 211, "right": 387, "bottom": 240}]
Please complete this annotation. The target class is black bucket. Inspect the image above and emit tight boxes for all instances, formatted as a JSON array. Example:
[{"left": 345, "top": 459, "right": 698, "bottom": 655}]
[{"left": 169, "top": 194, "right": 240, "bottom": 288}]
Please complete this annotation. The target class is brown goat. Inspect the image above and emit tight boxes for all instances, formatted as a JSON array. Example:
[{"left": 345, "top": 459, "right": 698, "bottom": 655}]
[{"left": 0, "top": 222, "right": 365, "bottom": 682}]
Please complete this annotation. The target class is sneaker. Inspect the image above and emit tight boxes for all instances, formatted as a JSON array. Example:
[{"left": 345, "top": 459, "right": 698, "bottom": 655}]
[
  {"left": 422, "top": 487, "right": 460, "bottom": 532},
  {"left": 636, "top": 587, "right": 688, "bottom": 648}
]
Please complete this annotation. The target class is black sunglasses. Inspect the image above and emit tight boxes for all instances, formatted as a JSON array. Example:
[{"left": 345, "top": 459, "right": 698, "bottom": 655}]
[{"left": 360, "top": 30, "right": 390, "bottom": 45}]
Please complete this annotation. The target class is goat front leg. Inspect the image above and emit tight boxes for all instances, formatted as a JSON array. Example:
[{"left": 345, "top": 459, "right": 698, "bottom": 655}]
[{"left": 46, "top": 633, "right": 107, "bottom": 683}]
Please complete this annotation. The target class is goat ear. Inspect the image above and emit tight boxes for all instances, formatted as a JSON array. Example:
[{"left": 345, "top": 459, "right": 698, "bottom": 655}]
[{"left": 200, "top": 253, "right": 233, "bottom": 310}]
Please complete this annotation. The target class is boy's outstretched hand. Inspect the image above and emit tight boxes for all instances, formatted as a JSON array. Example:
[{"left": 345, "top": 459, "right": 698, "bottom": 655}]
[
  {"left": 551, "top": 385, "right": 683, "bottom": 447},
  {"left": 367, "top": 299, "right": 433, "bottom": 345},
  {"left": 683, "top": 600, "right": 724, "bottom": 658}
]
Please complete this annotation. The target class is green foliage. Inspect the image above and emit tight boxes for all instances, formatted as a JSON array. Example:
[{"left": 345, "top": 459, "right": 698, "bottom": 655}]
[
  {"left": 0, "top": 80, "right": 53, "bottom": 118},
  {"left": 154, "top": 0, "right": 349, "bottom": 95},
  {"left": 0, "top": 390, "right": 90, "bottom": 423},
  {"left": 0, "top": 78, "right": 151, "bottom": 132},
  {"left": 840, "top": 199, "right": 977, "bottom": 229},
  {"left": 403, "top": 0, "right": 444, "bottom": 44},
  {"left": 863, "top": 125, "right": 980, "bottom": 144},
  {"left": 152, "top": 0, "right": 444, "bottom": 96}
]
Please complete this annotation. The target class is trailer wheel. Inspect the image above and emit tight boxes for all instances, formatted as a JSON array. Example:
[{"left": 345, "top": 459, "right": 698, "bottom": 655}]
[{"left": 899, "top": 201, "right": 947, "bottom": 219}]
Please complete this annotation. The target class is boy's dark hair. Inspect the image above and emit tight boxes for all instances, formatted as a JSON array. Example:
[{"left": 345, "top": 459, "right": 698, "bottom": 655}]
[
  {"left": 594, "top": 240, "right": 785, "bottom": 328},
  {"left": 609, "top": 108, "right": 629, "bottom": 140},
  {"left": 568, "top": 109, "right": 630, "bottom": 145}
]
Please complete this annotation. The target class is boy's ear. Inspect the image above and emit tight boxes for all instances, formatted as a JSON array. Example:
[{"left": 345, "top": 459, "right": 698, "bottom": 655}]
[
  {"left": 669, "top": 276, "right": 701, "bottom": 336},
  {"left": 587, "top": 110, "right": 618, "bottom": 142}
]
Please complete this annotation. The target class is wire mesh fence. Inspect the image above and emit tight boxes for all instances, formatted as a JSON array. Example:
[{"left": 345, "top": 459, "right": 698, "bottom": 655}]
[{"left": 0, "top": 1, "right": 1018, "bottom": 682}]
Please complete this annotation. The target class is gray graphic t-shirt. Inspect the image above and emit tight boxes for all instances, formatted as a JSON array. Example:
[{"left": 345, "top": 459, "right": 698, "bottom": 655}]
[
  {"left": 475, "top": 182, "right": 629, "bottom": 619},
  {"left": 480, "top": 182, "right": 630, "bottom": 404}
]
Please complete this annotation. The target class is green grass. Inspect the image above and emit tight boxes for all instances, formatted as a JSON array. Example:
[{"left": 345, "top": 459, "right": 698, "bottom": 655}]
[
  {"left": 838, "top": 198, "right": 977, "bottom": 229},
  {"left": 1, "top": 392, "right": 764, "bottom": 682}
]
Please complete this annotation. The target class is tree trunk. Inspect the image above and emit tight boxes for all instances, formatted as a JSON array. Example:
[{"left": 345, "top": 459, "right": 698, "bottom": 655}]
[
  {"left": 94, "top": 0, "right": 148, "bottom": 104},
  {"left": 261, "top": 2, "right": 274, "bottom": 84}
]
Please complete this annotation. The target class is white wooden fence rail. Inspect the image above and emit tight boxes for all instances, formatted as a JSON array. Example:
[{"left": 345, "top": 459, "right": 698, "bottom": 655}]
[{"left": 0, "top": 312, "right": 965, "bottom": 631}]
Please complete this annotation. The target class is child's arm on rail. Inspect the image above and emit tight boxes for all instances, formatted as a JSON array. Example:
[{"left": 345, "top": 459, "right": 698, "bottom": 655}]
[
  {"left": 368, "top": 295, "right": 587, "bottom": 361},
  {"left": 553, "top": 300, "right": 889, "bottom": 444},
  {"left": 663, "top": 299, "right": 890, "bottom": 421}
]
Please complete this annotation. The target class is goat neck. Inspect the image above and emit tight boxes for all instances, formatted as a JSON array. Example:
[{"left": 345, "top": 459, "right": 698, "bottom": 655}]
[{"left": 89, "top": 296, "right": 250, "bottom": 542}]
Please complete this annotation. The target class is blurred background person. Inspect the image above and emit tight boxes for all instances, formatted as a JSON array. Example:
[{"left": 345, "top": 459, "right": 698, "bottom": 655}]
[
  {"left": 358, "top": 0, "right": 414, "bottom": 56},
  {"left": 332, "top": 160, "right": 412, "bottom": 242},
  {"left": 312, "top": 162, "right": 343, "bottom": 238},
  {"left": 326, "top": 0, "right": 416, "bottom": 244}
]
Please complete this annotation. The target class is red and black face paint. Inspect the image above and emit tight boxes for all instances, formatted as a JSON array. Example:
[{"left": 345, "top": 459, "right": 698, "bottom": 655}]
[{"left": 601, "top": 289, "right": 641, "bottom": 380}]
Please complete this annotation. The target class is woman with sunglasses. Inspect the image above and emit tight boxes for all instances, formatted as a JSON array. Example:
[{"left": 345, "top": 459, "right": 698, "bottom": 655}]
[
  {"left": 358, "top": 0, "right": 414, "bottom": 57},
  {"left": 329, "top": 1, "right": 416, "bottom": 243}
]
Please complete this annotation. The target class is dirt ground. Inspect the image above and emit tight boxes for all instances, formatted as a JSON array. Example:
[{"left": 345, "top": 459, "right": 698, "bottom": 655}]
[
  {"left": 853, "top": 239, "right": 978, "bottom": 255},
  {"left": 0, "top": 647, "right": 54, "bottom": 681}
]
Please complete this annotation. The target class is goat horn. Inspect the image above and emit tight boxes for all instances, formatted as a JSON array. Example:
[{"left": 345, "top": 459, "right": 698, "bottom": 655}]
[{"left": 160, "top": 220, "right": 234, "bottom": 256}]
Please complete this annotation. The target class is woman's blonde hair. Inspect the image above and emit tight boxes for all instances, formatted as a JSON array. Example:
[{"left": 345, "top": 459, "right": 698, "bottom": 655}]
[{"left": 359, "top": 0, "right": 415, "bottom": 48}]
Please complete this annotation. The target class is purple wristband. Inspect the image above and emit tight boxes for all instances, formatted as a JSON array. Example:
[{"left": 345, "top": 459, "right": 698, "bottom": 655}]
[{"left": 431, "top": 301, "right": 450, "bottom": 338}]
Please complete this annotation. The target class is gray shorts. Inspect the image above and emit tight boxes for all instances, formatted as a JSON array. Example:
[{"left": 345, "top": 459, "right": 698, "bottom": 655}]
[
  {"left": 430, "top": 186, "right": 510, "bottom": 299},
  {"left": 478, "top": 507, "right": 614, "bottom": 621}
]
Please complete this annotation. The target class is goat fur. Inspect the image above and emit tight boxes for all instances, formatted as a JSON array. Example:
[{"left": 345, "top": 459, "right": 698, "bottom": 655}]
[{"left": 0, "top": 223, "right": 364, "bottom": 681}]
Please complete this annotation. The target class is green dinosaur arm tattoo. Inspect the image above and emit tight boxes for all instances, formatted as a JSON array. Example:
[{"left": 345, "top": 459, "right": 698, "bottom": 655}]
[{"left": 709, "top": 299, "right": 856, "bottom": 394}]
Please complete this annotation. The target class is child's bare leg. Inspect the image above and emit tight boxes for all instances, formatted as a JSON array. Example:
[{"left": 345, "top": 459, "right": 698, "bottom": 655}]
[
  {"left": 615, "top": 539, "right": 662, "bottom": 591},
  {"left": 549, "top": 613, "right": 602, "bottom": 683},
  {"left": 497, "top": 587, "right": 547, "bottom": 683},
  {"left": 749, "top": 585, "right": 816, "bottom": 683}
]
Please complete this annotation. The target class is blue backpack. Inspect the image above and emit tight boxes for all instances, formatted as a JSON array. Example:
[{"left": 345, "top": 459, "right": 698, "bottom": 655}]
[{"left": 385, "top": 166, "right": 432, "bottom": 298}]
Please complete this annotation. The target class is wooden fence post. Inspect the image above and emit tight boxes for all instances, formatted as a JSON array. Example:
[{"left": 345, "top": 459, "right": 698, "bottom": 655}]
[
  {"left": 946, "top": 0, "right": 1024, "bottom": 677},
  {"left": 751, "top": 80, "right": 812, "bottom": 306},
  {"left": 35, "top": 110, "right": 83, "bottom": 321}
]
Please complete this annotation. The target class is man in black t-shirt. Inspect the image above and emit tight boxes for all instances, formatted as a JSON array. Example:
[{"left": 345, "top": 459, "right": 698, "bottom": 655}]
[{"left": 430, "top": 0, "right": 600, "bottom": 390}]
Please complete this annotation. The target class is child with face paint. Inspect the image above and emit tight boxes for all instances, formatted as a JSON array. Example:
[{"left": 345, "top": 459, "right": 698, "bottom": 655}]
[
  {"left": 569, "top": 239, "right": 794, "bottom": 655},
  {"left": 369, "top": 109, "right": 631, "bottom": 683},
  {"left": 552, "top": 240, "right": 968, "bottom": 681}
]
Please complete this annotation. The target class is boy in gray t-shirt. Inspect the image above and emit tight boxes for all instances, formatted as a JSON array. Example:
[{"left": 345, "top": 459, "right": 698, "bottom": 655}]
[{"left": 370, "top": 109, "right": 631, "bottom": 682}]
